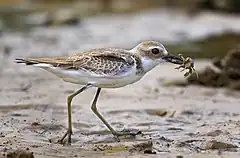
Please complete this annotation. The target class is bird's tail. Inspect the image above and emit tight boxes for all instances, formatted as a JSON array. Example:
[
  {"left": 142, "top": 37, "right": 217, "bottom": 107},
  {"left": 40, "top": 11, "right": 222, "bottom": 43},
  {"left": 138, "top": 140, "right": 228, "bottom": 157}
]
[
  {"left": 15, "top": 58, "right": 57, "bottom": 68},
  {"left": 15, "top": 58, "right": 39, "bottom": 65},
  {"left": 15, "top": 57, "right": 72, "bottom": 69}
]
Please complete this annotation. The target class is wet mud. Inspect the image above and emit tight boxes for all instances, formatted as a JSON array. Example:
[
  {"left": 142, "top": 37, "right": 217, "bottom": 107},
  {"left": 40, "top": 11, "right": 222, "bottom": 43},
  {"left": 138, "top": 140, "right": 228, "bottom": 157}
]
[{"left": 1, "top": 58, "right": 240, "bottom": 157}]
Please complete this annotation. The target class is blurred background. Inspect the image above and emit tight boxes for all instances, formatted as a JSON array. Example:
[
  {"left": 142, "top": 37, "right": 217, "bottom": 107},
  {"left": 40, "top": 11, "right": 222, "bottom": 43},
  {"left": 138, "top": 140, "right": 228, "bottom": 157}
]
[
  {"left": 0, "top": 0, "right": 239, "bottom": 88},
  {"left": 0, "top": 0, "right": 239, "bottom": 55}
]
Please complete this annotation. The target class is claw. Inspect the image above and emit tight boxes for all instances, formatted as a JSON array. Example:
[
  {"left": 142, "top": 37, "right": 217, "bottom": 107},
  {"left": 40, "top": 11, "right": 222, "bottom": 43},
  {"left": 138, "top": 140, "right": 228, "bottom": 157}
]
[
  {"left": 180, "top": 68, "right": 186, "bottom": 72},
  {"left": 195, "top": 71, "right": 199, "bottom": 79},
  {"left": 112, "top": 128, "right": 141, "bottom": 141},
  {"left": 57, "top": 130, "right": 72, "bottom": 145},
  {"left": 184, "top": 72, "right": 189, "bottom": 77},
  {"left": 114, "top": 135, "right": 120, "bottom": 142}
]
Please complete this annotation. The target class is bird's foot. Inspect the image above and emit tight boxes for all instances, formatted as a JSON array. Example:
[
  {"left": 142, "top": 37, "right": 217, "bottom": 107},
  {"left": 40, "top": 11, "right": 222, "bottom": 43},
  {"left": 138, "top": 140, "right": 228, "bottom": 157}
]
[
  {"left": 57, "top": 129, "right": 72, "bottom": 145},
  {"left": 113, "top": 128, "right": 142, "bottom": 141}
]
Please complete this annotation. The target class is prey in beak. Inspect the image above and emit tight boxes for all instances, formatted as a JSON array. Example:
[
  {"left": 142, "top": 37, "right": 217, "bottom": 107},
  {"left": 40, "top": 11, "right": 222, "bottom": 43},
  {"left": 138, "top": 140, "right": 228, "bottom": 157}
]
[
  {"left": 162, "top": 54, "right": 184, "bottom": 65},
  {"left": 163, "top": 53, "right": 198, "bottom": 78}
]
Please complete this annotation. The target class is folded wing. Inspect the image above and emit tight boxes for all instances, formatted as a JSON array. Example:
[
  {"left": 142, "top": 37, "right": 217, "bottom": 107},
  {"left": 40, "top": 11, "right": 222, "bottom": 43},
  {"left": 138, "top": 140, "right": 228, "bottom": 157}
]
[{"left": 15, "top": 48, "right": 136, "bottom": 76}]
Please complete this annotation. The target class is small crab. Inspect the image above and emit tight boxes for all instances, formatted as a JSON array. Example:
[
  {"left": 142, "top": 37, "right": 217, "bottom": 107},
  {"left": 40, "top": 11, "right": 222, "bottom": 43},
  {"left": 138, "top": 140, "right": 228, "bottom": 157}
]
[{"left": 175, "top": 54, "right": 198, "bottom": 78}]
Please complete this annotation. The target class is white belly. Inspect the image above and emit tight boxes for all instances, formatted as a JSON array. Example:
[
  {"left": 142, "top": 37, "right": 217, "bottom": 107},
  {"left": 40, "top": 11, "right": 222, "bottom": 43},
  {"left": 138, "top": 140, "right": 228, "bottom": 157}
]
[
  {"left": 93, "top": 75, "right": 143, "bottom": 88},
  {"left": 42, "top": 66, "right": 143, "bottom": 88}
]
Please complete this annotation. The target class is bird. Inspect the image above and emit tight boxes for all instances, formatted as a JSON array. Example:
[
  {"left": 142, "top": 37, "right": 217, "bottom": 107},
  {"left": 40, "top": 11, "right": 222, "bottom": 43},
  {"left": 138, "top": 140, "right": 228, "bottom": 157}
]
[{"left": 15, "top": 41, "right": 184, "bottom": 145}]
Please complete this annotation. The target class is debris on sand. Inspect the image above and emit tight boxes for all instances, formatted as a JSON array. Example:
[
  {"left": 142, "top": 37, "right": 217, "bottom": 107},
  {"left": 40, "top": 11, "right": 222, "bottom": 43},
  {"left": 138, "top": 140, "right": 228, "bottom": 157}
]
[
  {"left": 176, "top": 141, "right": 202, "bottom": 153},
  {"left": 93, "top": 141, "right": 157, "bottom": 154},
  {"left": 204, "top": 130, "right": 223, "bottom": 137},
  {"left": 145, "top": 109, "right": 168, "bottom": 117},
  {"left": 203, "top": 140, "right": 238, "bottom": 150},
  {"left": 129, "top": 141, "right": 156, "bottom": 154},
  {"left": 1, "top": 148, "right": 34, "bottom": 158},
  {"left": 93, "top": 144, "right": 128, "bottom": 153},
  {"left": 145, "top": 109, "right": 176, "bottom": 117}
]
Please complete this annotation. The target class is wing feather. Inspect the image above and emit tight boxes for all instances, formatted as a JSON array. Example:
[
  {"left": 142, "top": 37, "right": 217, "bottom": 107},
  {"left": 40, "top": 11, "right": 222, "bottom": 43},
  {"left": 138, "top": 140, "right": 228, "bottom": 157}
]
[
  {"left": 70, "top": 48, "right": 135, "bottom": 75},
  {"left": 16, "top": 48, "right": 135, "bottom": 76}
]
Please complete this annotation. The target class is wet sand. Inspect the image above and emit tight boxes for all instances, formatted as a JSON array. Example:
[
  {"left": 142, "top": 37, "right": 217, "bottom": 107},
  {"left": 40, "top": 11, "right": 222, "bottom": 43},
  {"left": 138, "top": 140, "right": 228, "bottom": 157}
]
[{"left": 1, "top": 59, "right": 240, "bottom": 157}]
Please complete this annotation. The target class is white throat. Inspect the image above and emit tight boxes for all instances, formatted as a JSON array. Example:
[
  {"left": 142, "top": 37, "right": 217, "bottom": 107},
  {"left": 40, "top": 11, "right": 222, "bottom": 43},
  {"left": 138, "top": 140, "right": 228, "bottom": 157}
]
[
  {"left": 129, "top": 48, "right": 166, "bottom": 73},
  {"left": 140, "top": 57, "right": 159, "bottom": 73}
]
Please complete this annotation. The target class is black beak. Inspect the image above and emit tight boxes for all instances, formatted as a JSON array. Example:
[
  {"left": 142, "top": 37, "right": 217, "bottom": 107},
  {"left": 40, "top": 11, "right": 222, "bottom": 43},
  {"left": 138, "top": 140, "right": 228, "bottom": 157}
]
[{"left": 162, "top": 54, "right": 183, "bottom": 65}]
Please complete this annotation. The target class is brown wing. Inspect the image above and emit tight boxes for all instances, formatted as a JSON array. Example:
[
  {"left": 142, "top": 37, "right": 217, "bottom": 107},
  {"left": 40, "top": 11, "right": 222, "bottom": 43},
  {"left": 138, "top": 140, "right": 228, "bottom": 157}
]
[
  {"left": 68, "top": 48, "right": 135, "bottom": 75},
  {"left": 16, "top": 48, "right": 135, "bottom": 76}
]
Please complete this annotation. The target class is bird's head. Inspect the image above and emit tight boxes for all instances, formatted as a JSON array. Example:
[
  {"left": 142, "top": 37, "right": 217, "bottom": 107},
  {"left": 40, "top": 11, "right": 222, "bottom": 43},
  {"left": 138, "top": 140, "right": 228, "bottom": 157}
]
[{"left": 130, "top": 41, "right": 183, "bottom": 72}]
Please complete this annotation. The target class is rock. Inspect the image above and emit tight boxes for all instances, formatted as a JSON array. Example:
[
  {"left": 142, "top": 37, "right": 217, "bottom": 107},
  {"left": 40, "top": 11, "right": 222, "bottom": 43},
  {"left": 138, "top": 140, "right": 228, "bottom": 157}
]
[
  {"left": 93, "top": 144, "right": 128, "bottom": 153},
  {"left": 212, "top": 57, "right": 224, "bottom": 70},
  {"left": 143, "top": 149, "right": 156, "bottom": 154},
  {"left": 186, "top": 46, "right": 240, "bottom": 90},
  {"left": 129, "top": 141, "right": 154, "bottom": 153},
  {"left": 187, "top": 66, "right": 229, "bottom": 87},
  {"left": 167, "top": 127, "right": 184, "bottom": 131},
  {"left": 145, "top": 109, "right": 168, "bottom": 117},
  {"left": 222, "top": 46, "right": 240, "bottom": 80},
  {"left": 229, "top": 80, "right": 240, "bottom": 90},
  {"left": 2, "top": 149, "right": 34, "bottom": 158},
  {"left": 145, "top": 109, "right": 176, "bottom": 117},
  {"left": 204, "top": 140, "right": 238, "bottom": 150},
  {"left": 205, "top": 130, "right": 223, "bottom": 137}
]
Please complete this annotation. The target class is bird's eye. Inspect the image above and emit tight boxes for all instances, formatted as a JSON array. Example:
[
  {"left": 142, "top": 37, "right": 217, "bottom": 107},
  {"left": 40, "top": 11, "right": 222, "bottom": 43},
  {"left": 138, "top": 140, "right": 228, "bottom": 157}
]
[{"left": 151, "top": 48, "right": 161, "bottom": 54}]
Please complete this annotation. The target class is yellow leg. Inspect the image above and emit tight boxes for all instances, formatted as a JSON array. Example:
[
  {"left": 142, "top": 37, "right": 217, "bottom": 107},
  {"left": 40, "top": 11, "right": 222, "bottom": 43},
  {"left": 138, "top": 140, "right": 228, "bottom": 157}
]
[
  {"left": 91, "top": 88, "right": 141, "bottom": 141},
  {"left": 91, "top": 88, "right": 117, "bottom": 134},
  {"left": 58, "top": 84, "right": 92, "bottom": 145}
]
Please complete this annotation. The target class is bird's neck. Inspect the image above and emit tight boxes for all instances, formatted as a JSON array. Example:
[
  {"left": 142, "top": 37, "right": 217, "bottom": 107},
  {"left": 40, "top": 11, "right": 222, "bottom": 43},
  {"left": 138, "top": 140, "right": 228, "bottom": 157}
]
[
  {"left": 129, "top": 48, "right": 158, "bottom": 75},
  {"left": 140, "top": 56, "right": 159, "bottom": 73},
  {"left": 130, "top": 54, "right": 158, "bottom": 75}
]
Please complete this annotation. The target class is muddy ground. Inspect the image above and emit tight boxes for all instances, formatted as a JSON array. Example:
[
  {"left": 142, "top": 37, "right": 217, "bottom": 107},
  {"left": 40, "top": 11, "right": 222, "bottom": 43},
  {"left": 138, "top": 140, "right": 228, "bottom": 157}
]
[
  {"left": 1, "top": 58, "right": 240, "bottom": 158},
  {"left": 0, "top": 10, "right": 240, "bottom": 158}
]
